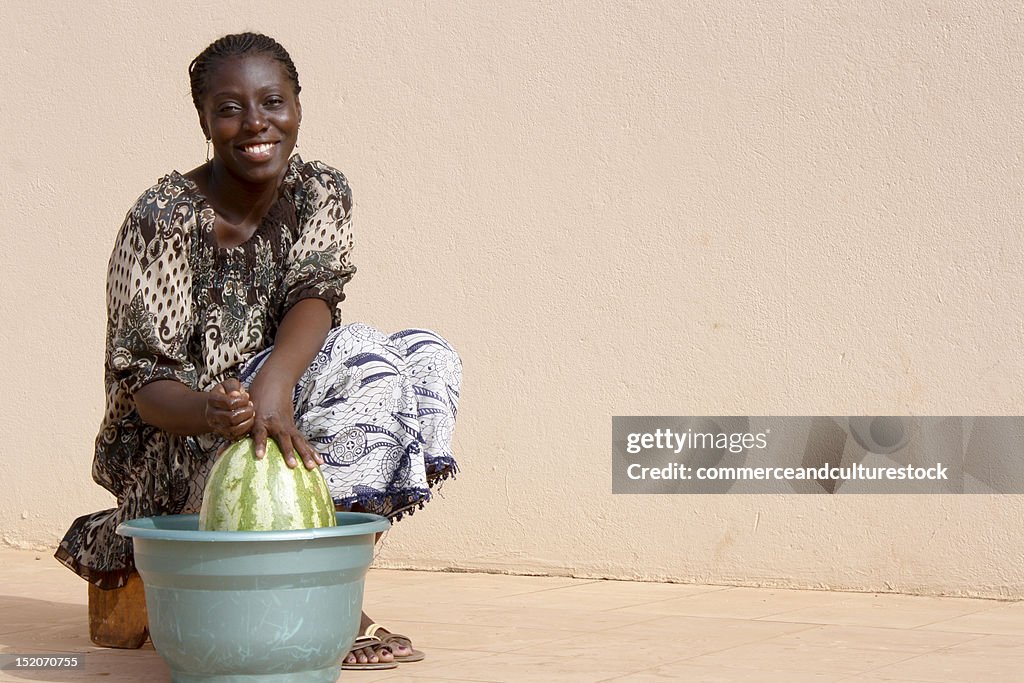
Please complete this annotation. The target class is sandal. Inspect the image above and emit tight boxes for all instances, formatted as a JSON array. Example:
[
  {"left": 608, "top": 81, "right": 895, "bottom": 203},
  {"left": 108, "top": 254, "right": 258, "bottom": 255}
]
[
  {"left": 364, "top": 623, "right": 426, "bottom": 663},
  {"left": 340, "top": 635, "right": 399, "bottom": 670}
]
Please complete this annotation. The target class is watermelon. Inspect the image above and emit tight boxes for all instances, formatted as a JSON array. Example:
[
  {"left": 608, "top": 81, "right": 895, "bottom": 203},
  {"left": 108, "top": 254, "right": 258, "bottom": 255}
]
[{"left": 199, "top": 437, "right": 337, "bottom": 531}]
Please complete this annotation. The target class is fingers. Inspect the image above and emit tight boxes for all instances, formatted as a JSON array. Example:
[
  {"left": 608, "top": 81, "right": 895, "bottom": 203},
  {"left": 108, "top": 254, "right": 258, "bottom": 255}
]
[
  {"left": 244, "top": 386, "right": 317, "bottom": 470},
  {"left": 227, "top": 394, "right": 252, "bottom": 411},
  {"left": 252, "top": 423, "right": 268, "bottom": 460},
  {"left": 208, "top": 414, "right": 252, "bottom": 439},
  {"left": 251, "top": 419, "right": 321, "bottom": 470},
  {"left": 224, "top": 411, "right": 254, "bottom": 438},
  {"left": 295, "top": 436, "right": 324, "bottom": 469},
  {"left": 275, "top": 432, "right": 298, "bottom": 469},
  {"left": 209, "top": 380, "right": 251, "bottom": 411},
  {"left": 273, "top": 430, "right": 323, "bottom": 470},
  {"left": 288, "top": 433, "right": 320, "bottom": 470},
  {"left": 221, "top": 377, "right": 244, "bottom": 394},
  {"left": 206, "top": 385, "right": 254, "bottom": 441},
  {"left": 226, "top": 403, "right": 254, "bottom": 427}
]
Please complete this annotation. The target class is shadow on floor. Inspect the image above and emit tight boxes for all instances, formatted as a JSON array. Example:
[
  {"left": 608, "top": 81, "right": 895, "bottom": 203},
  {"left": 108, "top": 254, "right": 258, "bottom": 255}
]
[{"left": 0, "top": 596, "right": 164, "bottom": 682}]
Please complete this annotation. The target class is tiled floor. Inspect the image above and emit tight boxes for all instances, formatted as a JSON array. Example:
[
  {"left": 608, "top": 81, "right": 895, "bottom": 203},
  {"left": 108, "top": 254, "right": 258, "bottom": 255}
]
[{"left": 1, "top": 547, "right": 1021, "bottom": 682}]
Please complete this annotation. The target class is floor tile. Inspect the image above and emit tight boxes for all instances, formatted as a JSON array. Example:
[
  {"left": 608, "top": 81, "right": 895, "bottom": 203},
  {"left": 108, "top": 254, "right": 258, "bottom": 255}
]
[
  {"left": 482, "top": 582, "right": 721, "bottom": 613},
  {"left": 0, "top": 548, "right": 1021, "bottom": 682},
  {"left": 609, "top": 586, "right": 854, "bottom": 620},
  {"left": 602, "top": 663, "right": 851, "bottom": 682},
  {"left": 844, "top": 677, "right": 942, "bottom": 683},
  {"left": 754, "top": 624, "right": 979, "bottom": 653},
  {"left": 350, "top": 677, "right": 495, "bottom": 683},
  {"left": 386, "top": 622, "right": 589, "bottom": 654},
  {"left": 0, "top": 624, "right": 93, "bottom": 654},
  {"left": 505, "top": 616, "right": 815, "bottom": 664},
  {"left": 755, "top": 592, "right": 999, "bottom": 629},
  {"left": 372, "top": 570, "right": 585, "bottom": 592},
  {"left": 0, "top": 648, "right": 168, "bottom": 683},
  {"left": 358, "top": 646, "right": 491, "bottom": 676},
  {"left": 682, "top": 640, "right": 919, "bottom": 676},
  {"left": 365, "top": 571, "right": 586, "bottom": 605},
  {"left": 917, "top": 601, "right": 1024, "bottom": 636},
  {"left": 933, "top": 633, "right": 1024, "bottom": 655},
  {"left": 862, "top": 644, "right": 1024, "bottom": 682},
  {"left": 374, "top": 651, "right": 640, "bottom": 683},
  {"left": 373, "top": 602, "right": 658, "bottom": 633}
]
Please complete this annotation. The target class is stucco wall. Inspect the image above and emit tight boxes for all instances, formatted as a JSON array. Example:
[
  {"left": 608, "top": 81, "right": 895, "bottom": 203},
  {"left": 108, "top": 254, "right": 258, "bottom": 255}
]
[{"left": 2, "top": 1, "right": 1022, "bottom": 598}]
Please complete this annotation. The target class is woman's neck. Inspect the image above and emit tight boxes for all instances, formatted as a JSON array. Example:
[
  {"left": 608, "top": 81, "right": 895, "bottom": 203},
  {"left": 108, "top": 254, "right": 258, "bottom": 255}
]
[{"left": 204, "top": 160, "right": 284, "bottom": 228}]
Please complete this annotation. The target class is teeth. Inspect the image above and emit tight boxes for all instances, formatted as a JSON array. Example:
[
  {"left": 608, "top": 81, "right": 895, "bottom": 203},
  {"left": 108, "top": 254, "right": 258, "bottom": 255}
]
[{"left": 243, "top": 143, "right": 274, "bottom": 154}]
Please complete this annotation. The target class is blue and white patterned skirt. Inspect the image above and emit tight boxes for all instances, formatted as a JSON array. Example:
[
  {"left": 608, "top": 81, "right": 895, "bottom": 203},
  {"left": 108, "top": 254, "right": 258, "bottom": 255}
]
[{"left": 186, "top": 323, "right": 462, "bottom": 520}]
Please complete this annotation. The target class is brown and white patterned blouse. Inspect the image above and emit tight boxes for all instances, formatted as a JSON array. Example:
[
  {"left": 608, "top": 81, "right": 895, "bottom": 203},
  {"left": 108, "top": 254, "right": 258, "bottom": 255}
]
[{"left": 84, "top": 156, "right": 354, "bottom": 573}]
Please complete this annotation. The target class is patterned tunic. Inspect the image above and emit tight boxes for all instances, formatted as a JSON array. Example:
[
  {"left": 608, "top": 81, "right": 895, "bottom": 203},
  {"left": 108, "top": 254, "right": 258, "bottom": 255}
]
[{"left": 55, "top": 156, "right": 460, "bottom": 589}]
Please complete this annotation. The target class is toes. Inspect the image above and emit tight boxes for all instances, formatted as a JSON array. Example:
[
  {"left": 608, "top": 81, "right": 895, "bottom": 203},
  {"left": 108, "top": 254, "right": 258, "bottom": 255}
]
[
  {"left": 348, "top": 647, "right": 378, "bottom": 664},
  {"left": 382, "top": 636, "right": 411, "bottom": 656}
]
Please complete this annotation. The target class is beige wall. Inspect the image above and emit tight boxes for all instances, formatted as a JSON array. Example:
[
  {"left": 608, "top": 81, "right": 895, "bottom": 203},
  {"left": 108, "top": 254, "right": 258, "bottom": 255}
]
[{"left": 2, "top": 1, "right": 1023, "bottom": 598}]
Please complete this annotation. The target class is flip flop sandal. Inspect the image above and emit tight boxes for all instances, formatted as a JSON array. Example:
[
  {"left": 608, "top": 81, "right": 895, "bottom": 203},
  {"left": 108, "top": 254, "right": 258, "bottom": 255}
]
[
  {"left": 365, "top": 623, "right": 426, "bottom": 663},
  {"left": 340, "top": 635, "right": 399, "bottom": 670}
]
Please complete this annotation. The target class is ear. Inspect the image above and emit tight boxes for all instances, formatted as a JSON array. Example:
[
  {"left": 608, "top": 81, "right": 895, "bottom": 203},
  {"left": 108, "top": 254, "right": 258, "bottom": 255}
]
[
  {"left": 197, "top": 112, "right": 209, "bottom": 140},
  {"left": 296, "top": 99, "right": 302, "bottom": 126}
]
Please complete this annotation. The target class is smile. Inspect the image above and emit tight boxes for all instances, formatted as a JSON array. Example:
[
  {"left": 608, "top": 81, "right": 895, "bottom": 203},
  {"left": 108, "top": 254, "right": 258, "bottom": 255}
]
[{"left": 238, "top": 141, "right": 278, "bottom": 158}]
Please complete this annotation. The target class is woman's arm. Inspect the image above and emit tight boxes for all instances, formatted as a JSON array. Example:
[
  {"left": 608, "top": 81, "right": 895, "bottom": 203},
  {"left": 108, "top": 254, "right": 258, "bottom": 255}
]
[
  {"left": 115, "top": 185, "right": 255, "bottom": 442},
  {"left": 135, "top": 378, "right": 254, "bottom": 438},
  {"left": 245, "top": 161, "right": 354, "bottom": 468},
  {"left": 135, "top": 298, "right": 331, "bottom": 467},
  {"left": 247, "top": 297, "right": 333, "bottom": 469}
]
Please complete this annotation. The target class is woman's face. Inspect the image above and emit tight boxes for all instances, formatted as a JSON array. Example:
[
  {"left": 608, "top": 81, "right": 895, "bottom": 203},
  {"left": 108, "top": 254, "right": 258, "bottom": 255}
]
[{"left": 199, "top": 54, "right": 301, "bottom": 187}]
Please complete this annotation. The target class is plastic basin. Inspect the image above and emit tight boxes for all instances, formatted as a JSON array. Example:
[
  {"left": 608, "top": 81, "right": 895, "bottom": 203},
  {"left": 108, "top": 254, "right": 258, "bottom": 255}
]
[{"left": 117, "top": 512, "right": 390, "bottom": 683}]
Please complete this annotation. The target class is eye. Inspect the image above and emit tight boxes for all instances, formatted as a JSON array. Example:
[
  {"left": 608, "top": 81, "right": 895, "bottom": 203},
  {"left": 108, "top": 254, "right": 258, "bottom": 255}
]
[
  {"left": 216, "top": 102, "right": 242, "bottom": 115},
  {"left": 265, "top": 96, "right": 285, "bottom": 108}
]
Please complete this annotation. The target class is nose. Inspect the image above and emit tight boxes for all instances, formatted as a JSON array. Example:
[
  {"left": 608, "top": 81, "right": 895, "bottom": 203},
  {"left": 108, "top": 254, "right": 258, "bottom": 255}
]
[{"left": 242, "top": 108, "right": 267, "bottom": 132}]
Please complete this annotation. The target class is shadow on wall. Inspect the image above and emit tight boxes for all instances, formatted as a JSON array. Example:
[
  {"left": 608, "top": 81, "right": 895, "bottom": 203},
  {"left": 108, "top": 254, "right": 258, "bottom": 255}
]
[{"left": 0, "top": 596, "right": 167, "bottom": 681}]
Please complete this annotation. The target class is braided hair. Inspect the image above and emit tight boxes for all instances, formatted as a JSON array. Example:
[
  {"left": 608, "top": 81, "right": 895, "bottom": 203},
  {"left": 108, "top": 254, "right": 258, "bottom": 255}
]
[{"left": 188, "top": 33, "right": 301, "bottom": 116}]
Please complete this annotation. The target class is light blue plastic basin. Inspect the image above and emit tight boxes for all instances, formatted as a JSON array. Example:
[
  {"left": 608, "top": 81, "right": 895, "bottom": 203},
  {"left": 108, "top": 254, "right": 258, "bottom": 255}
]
[{"left": 117, "top": 512, "right": 390, "bottom": 683}]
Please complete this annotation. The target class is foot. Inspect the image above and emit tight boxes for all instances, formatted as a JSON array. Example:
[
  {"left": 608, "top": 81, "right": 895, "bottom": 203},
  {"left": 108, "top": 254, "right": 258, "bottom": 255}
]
[
  {"left": 342, "top": 612, "right": 417, "bottom": 666},
  {"left": 343, "top": 644, "right": 394, "bottom": 667},
  {"left": 343, "top": 622, "right": 394, "bottom": 667},
  {"left": 365, "top": 624, "right": 415, "bottom": 659},
  {"left": 363, "top": 618, "right": 425, "bottom": 663}
]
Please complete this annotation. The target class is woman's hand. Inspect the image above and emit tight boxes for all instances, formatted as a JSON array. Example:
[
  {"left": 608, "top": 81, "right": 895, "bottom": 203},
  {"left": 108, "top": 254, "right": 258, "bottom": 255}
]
[
  {"left": 242, "top": 297, "right": 332, "bottom": 470},
  {"left": 205, "top": 378, "right": 255, "bottom": 441},
  {"left": 247, "top": 380, "right": 323, "bottom": 470}
]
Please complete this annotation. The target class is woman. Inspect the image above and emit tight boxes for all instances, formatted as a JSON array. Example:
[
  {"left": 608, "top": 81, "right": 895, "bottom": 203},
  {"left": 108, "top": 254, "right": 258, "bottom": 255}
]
[{"left": 54, "top": 32, "right": 460, "bottom": 670}]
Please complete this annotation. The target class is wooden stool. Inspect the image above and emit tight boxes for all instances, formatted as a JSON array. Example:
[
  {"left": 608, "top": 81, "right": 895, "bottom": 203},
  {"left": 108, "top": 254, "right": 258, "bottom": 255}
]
[{"left": 88, "top": 571, "right": 149, "bottom": 648}]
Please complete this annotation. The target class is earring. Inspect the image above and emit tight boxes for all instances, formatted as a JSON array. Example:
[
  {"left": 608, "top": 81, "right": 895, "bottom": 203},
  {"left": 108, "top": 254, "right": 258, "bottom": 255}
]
[
  {"left": 206, "top": 139, "right": 211, "bottom": 162},
  {"left": 295, "top": 127, "right": 300, "bottom": 151}
]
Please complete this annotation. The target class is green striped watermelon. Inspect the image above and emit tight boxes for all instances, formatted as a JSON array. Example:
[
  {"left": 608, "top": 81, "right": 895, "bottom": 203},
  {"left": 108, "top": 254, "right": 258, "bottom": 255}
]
[{"left": 199, "top": 437, "right": 337, "bottom": 531}]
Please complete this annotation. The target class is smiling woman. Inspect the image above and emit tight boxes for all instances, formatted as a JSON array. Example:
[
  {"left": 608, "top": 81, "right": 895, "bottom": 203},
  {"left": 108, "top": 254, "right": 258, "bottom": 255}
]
[
  {"left": 190, "top": 37, "right": 303, "bottom": 247},
  {"left": 53, "top": 32, "right": 460, "bottom": 671}
]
